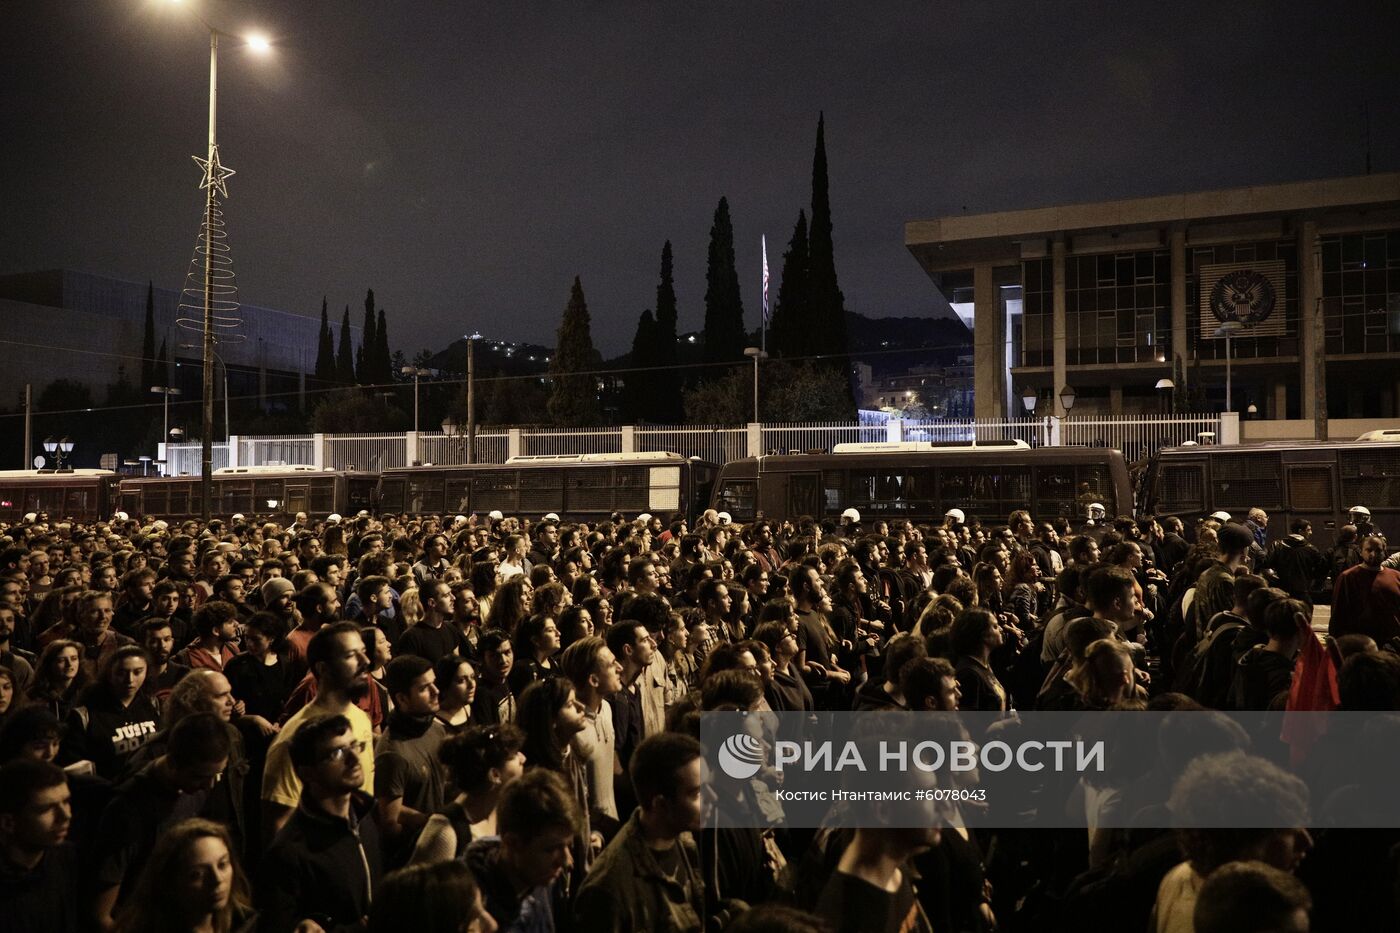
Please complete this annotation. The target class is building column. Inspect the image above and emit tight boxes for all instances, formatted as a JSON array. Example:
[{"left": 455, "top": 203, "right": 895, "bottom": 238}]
[
  {"left": 1109, "top": 386, "right": 1124, "bottom": 415},
  {"left": 1298, "top": 219, "right": 1320, "bottom": 422},
  {"left": 973, "top": 263, "right": 1005, "bottom": 419},
  {"left": 1272, "top": 379, "right": 1287, "bottom": 420},
  {"left": 1170, "top": 226, "right": 1188, "bottom": 388},
  {"left": 1052, "top": 235, "right": 1068, "bottom": 415}
]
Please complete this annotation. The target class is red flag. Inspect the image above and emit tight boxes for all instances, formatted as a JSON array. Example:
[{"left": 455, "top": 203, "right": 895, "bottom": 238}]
[{"left": 1281, "top": 614, "right": 1339, "bottom": 767}]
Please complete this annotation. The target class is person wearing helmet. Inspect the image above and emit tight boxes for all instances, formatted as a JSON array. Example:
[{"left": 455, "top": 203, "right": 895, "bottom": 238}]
[
  {"left": 1349, "top": 505, "right": 1375, "bottom": 538},
  {"left": 943, "top": 508, "right": 965, "bottom": 528}
]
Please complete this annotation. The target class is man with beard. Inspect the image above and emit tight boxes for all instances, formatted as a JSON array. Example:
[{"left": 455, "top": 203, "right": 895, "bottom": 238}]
[
  {"left": 373, "top": 655, "right": 446, "bottom": 866},
  {"left": 0, "top": 605, "right": 34, "bottom": 693},
  {"left": 140, "top": 618, "right": 188, "bottom": 705},
  {"left": 1331, "top": 534, "right": 1400, "bottom": 644},
  {"left": 575, "top": 733, "right": 713, "bottom": 933},
  {"left": 258, "top": 713, "right": 383, "bottom": 933},
  {"left": 447, "top": 581, "right": 482, "bottom": 659},
  {"left": 261, "top": 621, "right": 376, "bottom": 838}
]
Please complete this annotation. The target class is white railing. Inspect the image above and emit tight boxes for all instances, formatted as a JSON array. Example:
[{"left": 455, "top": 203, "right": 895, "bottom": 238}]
[
  {"left": 159, "top": 414, "right": 1222, "bottom": 473},
  {"left": 760, "top": 421, "right": 887, "bottom": 455},
  {"left": 1059, "top": 414, "right": 1221, "bottom": 462},
  {"left": 636, "top": 424, "right": 749, "bottom": 464},
  {"left": 324, "top": 433, "right": 406, "bottom": 472},
  {"left": 522, "top": 428, "right": 623, "bottom": 458}
]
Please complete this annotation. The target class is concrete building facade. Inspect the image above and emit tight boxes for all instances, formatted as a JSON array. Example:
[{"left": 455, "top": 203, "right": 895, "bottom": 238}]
[{"left": 906, "top": 173, "right": 1400, "bottom": 422}]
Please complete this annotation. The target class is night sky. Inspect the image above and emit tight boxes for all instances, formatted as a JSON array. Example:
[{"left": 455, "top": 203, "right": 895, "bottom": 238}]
[{"left": 3, "top": 0, "right": 1396, "bottom": 357}]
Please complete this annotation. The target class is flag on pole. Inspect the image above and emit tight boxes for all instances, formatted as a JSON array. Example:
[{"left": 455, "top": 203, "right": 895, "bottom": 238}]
[{"left": 761, "top": 235, "right": 770, "bottom": 324}]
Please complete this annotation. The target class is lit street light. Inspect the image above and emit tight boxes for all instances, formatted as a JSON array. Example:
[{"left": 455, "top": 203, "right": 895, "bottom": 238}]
[{"left": 167, "top": 0, "right": 271, "bottom": 519}]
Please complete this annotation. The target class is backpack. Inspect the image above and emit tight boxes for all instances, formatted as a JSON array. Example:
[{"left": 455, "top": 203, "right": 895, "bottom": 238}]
[{"left": 1172, "top": 617, "right": 1246, "bottom": 708}]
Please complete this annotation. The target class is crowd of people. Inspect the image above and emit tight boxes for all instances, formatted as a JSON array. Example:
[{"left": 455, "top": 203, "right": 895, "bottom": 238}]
[{"left": 1, "top": 499, "right": 1398, "bottom": 932}]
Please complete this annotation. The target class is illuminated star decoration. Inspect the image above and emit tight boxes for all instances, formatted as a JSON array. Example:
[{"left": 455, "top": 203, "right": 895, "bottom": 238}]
[{"left": 192, "top": 145, "right": 236, "bottom": 198}]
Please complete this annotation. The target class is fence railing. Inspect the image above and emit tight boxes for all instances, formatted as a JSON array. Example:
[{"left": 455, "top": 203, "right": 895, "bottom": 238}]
[{"left": 157, "top": 414, "right": 1225, "bottom": 475}]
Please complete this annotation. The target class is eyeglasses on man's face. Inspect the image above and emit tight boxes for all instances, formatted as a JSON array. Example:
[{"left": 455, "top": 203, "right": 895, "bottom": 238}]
[{"left": 322, "top": 739, "right": 367, "bottom": 763}]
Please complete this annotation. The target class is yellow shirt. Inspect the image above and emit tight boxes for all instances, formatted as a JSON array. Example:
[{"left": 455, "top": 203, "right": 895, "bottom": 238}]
[{"left": 261, "top": 699, "right": 375, "bottom": 809}]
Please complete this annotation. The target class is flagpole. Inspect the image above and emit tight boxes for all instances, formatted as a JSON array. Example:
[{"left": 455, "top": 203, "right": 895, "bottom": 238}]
[{"left": 761, "top": 234, "right": 769, "bottom": 354}]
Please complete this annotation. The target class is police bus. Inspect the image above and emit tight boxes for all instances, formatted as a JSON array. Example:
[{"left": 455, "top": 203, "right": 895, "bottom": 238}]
[
  {"left": 117, "top": 466, "right": 379, "bottom": 522},
  {"left": 1143, "top": 433, "right": 1400, "bottom": 547},
  {"left": 710, "top": 440, "right": 1132, "bottom": 526},
  {"left": 377, "top": 452, "right": 719, "bottom": 521},
  {"left": 0, "top": 470, "right": 121, "bottom": 523}
]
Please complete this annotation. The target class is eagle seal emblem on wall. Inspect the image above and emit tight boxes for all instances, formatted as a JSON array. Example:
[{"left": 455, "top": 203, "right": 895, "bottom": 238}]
[{"left": 1209, "top": 269, "right": 1276, "bottom": 325}]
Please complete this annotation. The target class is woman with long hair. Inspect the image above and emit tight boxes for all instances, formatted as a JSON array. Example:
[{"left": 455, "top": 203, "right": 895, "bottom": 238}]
[
  {"left": 222, "top": 612, "right": 293, "bottom": 736},
  {"left": 949, "top": 607, "right": 1009, "bottom": 715},
  {"left": 470, "top": 561, "right": 498, "bottom": 622},
  {"left": 399, "top": 587, "right": 424, "bottom": 630},
  {"left": 557, "top": 604, "right": 594, "bottom": 652},
  {"left": 580, "top": 594, "right": 612, "bottom": 633},
  {"left": 433, "top": 655, "right": 477, "bottom": 734},
  {"left": 30, "top": 638, "right": 88, "bottom": 720},
  {"left": 516, "top": 678, "right": 594, "bottom": 877},
  {"left": 1005, "top": 549, "right": 1049, "bottom": 631},
  {"left": 508, "top": 614, "right": 561, "bottom": 697},
  {"left": 411, "top": 722, "right": 526, "bottom": 864},
  {"left": 61, "top": 644, "right": 159, "bottom": 778},
  {"left": 113, "top": 818, "right": 256, "bottom": 933},
  {"left": 322, "top": 523, "right": 349, "bottom": 558},
  {"left": 751, "top": 621, "right": 815, "bottom": 715},
  {"left": 485, "top": 576, "right": 531, "bottom": 636},
  {"left": 0, "top": 666, "right": 27, "bottom": 730}
]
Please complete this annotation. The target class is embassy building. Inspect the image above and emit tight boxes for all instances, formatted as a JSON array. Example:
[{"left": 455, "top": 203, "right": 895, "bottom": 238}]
[{"left": 905, "top": 173, "right": 1400, "bottom": 422}]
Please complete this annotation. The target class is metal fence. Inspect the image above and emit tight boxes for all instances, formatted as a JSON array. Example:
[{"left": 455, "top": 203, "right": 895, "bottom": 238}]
[
  {"left": 1059, "top": 414, "right": 1221, "bottom": 463},
  {"left": 522, "top": 428, "right": 623, "bottom": 457},
  {"left": 419, "top": 431, "right": 510, "bottom": 466},
  {"left": 323, "top": 433, "right": 406, "bottom": 472},
  {"left": 759, "top": 421, "right": 887, "bottom": 455},
  {"left": 165, "top": 443, "right": 229, "bottom": 476},
  {"left": 160, "top": 414, "right": 1222, "bottom": 475},
  {"left": 238, "top": 435, "right": 314, "bottom": 468},
  {"left": 637, "top": 425, "right": 749, "bottom": 464}
]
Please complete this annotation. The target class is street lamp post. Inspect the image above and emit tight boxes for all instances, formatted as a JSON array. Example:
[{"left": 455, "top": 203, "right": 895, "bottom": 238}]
[
  {"left": 150, "top": 386, "right": 183, "bottom": 452},
  {"left": 42, "top": 436, "right": 74, "bottom": 474},
  {"left": 1214, "top": 321, "right": 1244, "bottom": 412},
  {"left": 169, "top": 4, "right": 270, "bottom": 519},
  {"left": 743, "top": 347, "right": 767, "bottom": 423},
  {"left": 402, "top": 366, "right": 433, "bottom": 432}
]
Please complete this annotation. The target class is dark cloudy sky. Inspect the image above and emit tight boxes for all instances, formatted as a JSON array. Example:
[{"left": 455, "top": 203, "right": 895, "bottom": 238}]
[{"left": 3, "top": 0, "right": 1396, "bottom": 357}]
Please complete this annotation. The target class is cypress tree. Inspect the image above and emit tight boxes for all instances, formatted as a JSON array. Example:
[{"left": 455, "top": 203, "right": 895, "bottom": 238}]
[
  {"left": 702, "top": 197, "right": 745, "bottom": 366},
  {"left": 652, "top": 241, "right": 682, "bottom": 422},
  {"left": 358, "top": 289, "right": 377, "bottom": 384},
  {"left": 155, "top": 338, "right": 168, "bottom": 388},
  {"left": 625, "top": 309, "right": 657, "bottom": 422},
  {"left": 770, "top": 210, "right": 810, "bottom": 360},
  {"left": 336, "top": 306, "right": 356, "bottom": 385},
  {"left": 314, "top": 297, "right": 335, "bottom": 384},
  {"left": 807, "top": 113, "right": 848, "bottom": 363},
  {"left": 141, "top": 281, "right": 157, "bottom": 388},
  {"left": 376, "top": 308, "right": 391, "bottom": 384},
  {"left": 547, "top": 277, "right": 602, "bottom": 426}
]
